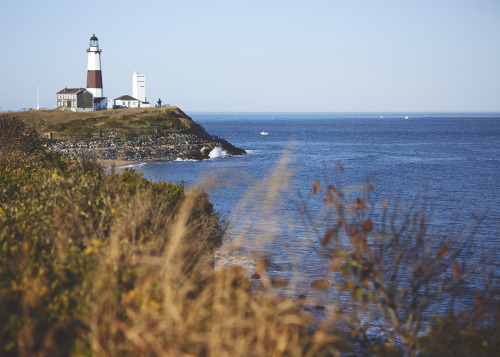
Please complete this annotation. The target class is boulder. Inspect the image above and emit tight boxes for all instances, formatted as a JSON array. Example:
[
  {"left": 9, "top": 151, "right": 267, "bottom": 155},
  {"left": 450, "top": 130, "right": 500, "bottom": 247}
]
[{"left": 200, "top": 145, "right": 213, "bottom": 159}]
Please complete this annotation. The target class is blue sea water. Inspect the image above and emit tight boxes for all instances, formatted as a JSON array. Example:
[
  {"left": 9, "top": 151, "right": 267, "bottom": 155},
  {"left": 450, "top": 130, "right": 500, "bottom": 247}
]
[{"left": 134, "top": 112, "right": 500, "bottom": 299}]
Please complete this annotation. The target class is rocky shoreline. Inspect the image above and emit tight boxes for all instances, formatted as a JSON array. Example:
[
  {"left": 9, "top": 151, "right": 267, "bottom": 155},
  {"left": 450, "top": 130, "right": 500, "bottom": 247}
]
[
  {"left": 38, "top": 106, "right": 246, "bottom": 165},
  {"left": 49, "top": 132, "right": 246, "bottom": 164}
]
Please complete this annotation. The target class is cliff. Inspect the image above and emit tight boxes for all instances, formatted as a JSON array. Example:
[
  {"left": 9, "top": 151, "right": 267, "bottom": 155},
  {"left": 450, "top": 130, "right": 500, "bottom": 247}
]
[{"left": 22, "top": 106, "right": 245, "bottom": 162}]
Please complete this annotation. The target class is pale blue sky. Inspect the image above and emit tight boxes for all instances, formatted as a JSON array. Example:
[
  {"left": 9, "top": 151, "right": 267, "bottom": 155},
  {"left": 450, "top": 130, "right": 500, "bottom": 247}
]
[{"left": 1, "top": 0, "right": 499, "bottom": 112}]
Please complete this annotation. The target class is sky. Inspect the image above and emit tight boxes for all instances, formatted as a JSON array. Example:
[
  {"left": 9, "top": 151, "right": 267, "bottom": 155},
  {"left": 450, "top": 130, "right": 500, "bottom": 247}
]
[{"left": 1, "top": 0, "right": 499, "bottom": 112}]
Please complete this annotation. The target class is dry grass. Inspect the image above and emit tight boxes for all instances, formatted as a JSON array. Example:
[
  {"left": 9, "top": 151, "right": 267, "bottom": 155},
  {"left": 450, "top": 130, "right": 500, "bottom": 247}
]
[
  {"left": 17, "top": 106, "right": 181, "bottom": 126},
  {"left": 13, "top": 106, "right": 200, "bottom": 141},
  {"left": 78, "top": 189, "right": 335, "bottom": 357}
]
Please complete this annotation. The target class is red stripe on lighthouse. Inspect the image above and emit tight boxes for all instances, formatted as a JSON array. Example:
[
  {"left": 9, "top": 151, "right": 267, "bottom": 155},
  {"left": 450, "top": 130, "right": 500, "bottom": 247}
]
[{"left": 87, "top": 70, "right": 103, "bottom": 89}]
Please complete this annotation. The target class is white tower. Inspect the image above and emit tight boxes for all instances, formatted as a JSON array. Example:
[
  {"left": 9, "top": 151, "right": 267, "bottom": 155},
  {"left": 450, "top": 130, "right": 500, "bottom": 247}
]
[
  {"left": 133, "top": 70, "right": 146, "bottom": 103},
  {"left": 86, "top": 34, "right": 103, "bottom": 97}
]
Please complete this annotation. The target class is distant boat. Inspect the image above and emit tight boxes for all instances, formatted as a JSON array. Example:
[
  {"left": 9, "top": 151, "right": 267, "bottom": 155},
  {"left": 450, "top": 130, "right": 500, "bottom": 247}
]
[
  {"left": 405, "top": 115, "right": 409, "bottom": 120},
  {"left": 260, "top": 131, "right": 269, "bottom": 135}
]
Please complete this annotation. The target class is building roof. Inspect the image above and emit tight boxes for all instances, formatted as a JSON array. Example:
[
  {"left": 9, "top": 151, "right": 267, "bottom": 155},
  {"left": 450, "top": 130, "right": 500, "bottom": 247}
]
[
  {"left": 115, "top": 95, "right": 138, "bottom": 101},
  {"left": 90, "top": 34, "right": 98, "bottom": 41},
  {"left": 56, "top": 88, "right": 85, "bottom": 94},
  {"left": 93, "top": 97, "right": 107, "bottom": 103}
]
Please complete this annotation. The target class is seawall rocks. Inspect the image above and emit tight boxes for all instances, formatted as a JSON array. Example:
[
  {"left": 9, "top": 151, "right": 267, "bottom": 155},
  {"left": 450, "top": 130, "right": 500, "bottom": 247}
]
[{"left": 49, "top": 133, "right": 245, "bottom": 162}]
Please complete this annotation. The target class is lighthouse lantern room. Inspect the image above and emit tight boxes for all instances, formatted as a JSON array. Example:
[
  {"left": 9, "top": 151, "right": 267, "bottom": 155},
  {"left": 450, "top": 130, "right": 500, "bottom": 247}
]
[{"left": 86, "top": 34, "right": 103, "bottom": 97}]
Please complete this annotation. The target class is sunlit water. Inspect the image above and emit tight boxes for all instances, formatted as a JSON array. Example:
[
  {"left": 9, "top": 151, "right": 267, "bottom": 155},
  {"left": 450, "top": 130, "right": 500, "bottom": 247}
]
[{"left": 133, "top": 113, "right": 500, "bottom": 311}]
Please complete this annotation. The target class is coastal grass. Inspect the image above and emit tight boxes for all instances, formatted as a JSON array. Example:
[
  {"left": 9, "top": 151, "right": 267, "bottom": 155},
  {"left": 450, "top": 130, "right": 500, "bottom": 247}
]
[
  {"left": 16, "top": 106, "right": 195, "bottom": 140},
  {"left": 1, "top": 114, "right": 499, "bottom": 356},
  {"left": 19, "top": 106, "right": 177, "bottom": 125}
]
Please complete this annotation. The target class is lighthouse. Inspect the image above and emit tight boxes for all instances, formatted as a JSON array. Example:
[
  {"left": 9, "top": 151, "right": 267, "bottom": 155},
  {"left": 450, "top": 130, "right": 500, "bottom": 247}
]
[{"left": 86, "top": 34, "right": 103, "bottom": 97}]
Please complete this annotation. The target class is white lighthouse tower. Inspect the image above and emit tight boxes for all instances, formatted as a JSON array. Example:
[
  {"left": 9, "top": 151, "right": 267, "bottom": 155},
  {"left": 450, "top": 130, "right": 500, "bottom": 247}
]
[{"left": 86, "top": 34, "right": 103, "bottom": 97}]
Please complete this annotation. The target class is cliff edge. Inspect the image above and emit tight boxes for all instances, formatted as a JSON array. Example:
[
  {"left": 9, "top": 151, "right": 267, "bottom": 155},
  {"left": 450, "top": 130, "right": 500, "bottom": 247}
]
[{"left": 22, "top": 106, "right": 245, "bottom": 163}]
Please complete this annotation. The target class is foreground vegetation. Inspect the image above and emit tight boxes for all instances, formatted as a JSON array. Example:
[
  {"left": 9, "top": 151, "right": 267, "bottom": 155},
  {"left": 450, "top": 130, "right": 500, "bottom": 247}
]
[{"left": 1, "top": 114, "right": 499, "bottom": 356}]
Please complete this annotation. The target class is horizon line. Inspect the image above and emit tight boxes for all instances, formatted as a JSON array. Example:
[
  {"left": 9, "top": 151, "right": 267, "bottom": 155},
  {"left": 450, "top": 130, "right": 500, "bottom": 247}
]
[
  {"left": 185, "top": 110, "right": 500, "bottom": 114},
  {"left": 2, "top": 108, "right": 500, "bottom": 115}
]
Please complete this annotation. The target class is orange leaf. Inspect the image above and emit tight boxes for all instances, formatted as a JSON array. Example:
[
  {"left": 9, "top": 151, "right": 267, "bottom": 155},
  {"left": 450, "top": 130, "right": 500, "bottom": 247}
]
[
  {"left": 356, "top": 198, "right": 368, "bottom": 212},
  {"left": 312, "top": 179, "right": 322, "bottom": 194},
  {"left": 362, "top": 219, "right": 373, "bottom": 233},
  {"left": 458, "top": 311, "right": 471, "bottom": 319},
  {"left": 321, "top": 229, "right": 337, "bottom": 246},
  {"left": 453, "top": 262, "right": 460, "bottom": 278},
  {"left": 296, "top": 206, "right": 303, "bottom": 216},
  {"left": 437, "top": 245, "right": 448, "bottom": 258}
]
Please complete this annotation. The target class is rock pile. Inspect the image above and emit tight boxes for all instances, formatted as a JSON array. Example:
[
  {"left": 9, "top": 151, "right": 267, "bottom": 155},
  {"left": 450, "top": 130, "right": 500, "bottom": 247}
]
[{"left": 49, "top": 132, "right": 246, "bottom": 162}]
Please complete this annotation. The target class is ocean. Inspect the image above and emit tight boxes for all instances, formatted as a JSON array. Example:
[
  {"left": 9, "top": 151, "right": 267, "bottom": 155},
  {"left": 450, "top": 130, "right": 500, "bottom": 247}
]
[{"left": 133, "top": 112, "right": 500, "bottom": 304}]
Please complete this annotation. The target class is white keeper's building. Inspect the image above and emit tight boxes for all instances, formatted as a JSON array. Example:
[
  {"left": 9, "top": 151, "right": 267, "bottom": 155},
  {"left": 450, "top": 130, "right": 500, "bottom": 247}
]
[
  {"left": 114, "top": 71, "right": 150, "bottom": 108},
  {"left": 114, "top": 95, "right": 140, "bottom": 108}
]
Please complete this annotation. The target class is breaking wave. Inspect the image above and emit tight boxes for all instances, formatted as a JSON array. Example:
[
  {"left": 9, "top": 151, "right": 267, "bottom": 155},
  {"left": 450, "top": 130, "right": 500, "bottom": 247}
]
[{"left": 209, "top": 146, "right": 228, "bottom": 159}]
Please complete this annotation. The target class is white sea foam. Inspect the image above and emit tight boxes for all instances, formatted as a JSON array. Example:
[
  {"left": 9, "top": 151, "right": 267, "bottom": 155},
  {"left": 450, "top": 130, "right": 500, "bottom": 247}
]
[
  {"left": 117, "top": 163, "right": 146, "bottom": 168},
  {"left": 215, "top": 252, "right": 255, "bottom": 272},
  {"left": 175, "top": 157, "right": 197, "bottom": 162},
  {"left": 106, "top": 162, "right": 146, "bottom": 172},
  {"left": 209, "top": 146, "right": 228, "bottom": 159}
]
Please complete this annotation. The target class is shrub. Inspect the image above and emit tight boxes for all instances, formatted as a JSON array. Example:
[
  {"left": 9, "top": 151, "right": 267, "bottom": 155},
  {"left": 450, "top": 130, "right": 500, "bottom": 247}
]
[
  {"left": 0, "top": 116, "right": 223, "bottom": 356},
  {"left": 296, "top": 166, "right": 500, "bottom": 356}
]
